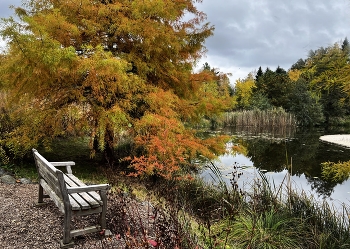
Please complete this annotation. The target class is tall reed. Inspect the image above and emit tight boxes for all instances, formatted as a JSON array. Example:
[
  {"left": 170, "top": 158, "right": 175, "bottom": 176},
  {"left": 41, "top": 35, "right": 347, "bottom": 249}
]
[{"left": 224, "top": 108, "right": 296, "bottom": 129}]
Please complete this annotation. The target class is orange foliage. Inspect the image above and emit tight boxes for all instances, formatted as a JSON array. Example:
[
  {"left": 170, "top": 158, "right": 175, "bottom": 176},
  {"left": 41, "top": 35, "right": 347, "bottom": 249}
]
[
  {"left": 0, "top": 0, "right": 231, "bottom": 174},
  {"left": 127, "top": 114, "right": 229, "bottom": 179}
]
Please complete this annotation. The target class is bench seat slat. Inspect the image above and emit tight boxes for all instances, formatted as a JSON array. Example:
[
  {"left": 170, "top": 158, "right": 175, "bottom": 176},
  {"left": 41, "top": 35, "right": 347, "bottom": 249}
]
[
  {"left": 63, "top": 174, "right": 100, "bottom": 209},
  {"left": 70, "top": 190, "right": 100, "bottom": 209},
  {"left": 69, "top": 193, "right": 90, "bottom": 210},
  {"left": 66, "top": 174, "right": 102, "bottom": 205},
  {"left": 67, "top": 184, "right": 109, "bottom": 193},
  {"left": 68, "top": 195, "right": 82, "bottom": 210}
]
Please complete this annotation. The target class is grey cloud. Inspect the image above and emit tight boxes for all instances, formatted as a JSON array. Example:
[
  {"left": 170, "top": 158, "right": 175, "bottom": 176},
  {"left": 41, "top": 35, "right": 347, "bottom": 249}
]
[{"left": 197, "top": 0, "right": 350, "bottom": 78}]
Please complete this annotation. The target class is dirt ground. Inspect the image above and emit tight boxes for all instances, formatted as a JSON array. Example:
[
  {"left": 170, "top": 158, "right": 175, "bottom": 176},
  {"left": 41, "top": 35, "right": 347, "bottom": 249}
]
[{"left": 0, "top": 182, "right": 159, "bottom": 249}]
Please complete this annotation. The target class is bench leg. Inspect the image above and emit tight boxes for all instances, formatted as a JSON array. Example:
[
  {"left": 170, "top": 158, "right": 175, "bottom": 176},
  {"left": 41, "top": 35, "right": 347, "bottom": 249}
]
[
  {"left": 38, "top": 184, "right": 44, "bottom": 203},
  {"left": 100, "top": 208, "right": 107, "bottom": 229},
  {"left": 100, "top": 190, "right": 107, "bottom": 229},
  {"left": 60, "top": 240, "right": 75, "bottom": 249},
  {"left": 62, "top": 210, "right": 73, "bottom": 247},
  {"left": 99, "top": 190, "right": 113, "bottom": 237}
]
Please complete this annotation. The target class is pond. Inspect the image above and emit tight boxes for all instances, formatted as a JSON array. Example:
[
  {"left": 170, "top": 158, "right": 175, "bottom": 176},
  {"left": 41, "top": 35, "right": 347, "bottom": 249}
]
[{"left": 201, "top": 126, "right": 350, "bottom": 210}]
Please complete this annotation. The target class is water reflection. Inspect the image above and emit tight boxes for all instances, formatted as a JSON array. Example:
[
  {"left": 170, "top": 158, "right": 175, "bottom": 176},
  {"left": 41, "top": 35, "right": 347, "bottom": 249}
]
[{"left": 202, "top": 127, "right": 350, "bottom": 205}]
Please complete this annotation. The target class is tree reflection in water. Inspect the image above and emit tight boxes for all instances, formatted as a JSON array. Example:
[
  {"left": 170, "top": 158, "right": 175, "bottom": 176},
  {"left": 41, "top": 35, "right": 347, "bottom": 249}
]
[{"left": 216, "top": 127, "right": 350, "bottom": 200}]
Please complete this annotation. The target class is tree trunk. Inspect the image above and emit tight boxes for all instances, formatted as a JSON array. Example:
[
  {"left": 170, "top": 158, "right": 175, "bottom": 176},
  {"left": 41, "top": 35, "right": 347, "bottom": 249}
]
[{"left": 104, "top": 124, "right": 115, "bottom": 167}]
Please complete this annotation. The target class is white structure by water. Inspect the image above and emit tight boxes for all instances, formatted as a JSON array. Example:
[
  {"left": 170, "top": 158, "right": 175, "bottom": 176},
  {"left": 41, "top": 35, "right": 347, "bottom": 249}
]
[{"left": 319, "top": 135, "right": 350, "bottom": 148}]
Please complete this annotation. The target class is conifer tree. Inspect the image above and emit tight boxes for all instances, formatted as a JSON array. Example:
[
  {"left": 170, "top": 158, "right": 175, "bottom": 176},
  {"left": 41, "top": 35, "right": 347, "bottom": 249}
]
[{"left": 0, "top": 0, "right": 231, "bottom": 177}]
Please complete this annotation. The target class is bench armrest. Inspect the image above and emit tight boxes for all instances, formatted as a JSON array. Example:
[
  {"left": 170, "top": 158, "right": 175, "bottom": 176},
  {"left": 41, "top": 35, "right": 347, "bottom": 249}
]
[
  {"left": 66, "top": 184, "right": 110, "bottom": 194},
  {"left": 50, "top": 161, "right": 75, "bottom": 174},
  {"left": 50, "top": 161, "right": 75, "bottom": 166}
]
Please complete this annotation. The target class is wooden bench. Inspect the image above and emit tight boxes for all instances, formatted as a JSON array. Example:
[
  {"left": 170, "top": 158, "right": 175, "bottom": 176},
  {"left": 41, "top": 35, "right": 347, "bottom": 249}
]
[{"left": 32, "top": 149, "right": 110, "bottom": 248}]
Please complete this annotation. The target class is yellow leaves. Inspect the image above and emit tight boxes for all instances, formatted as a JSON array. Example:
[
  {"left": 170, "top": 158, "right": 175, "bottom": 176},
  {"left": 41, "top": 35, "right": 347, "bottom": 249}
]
[
  {"left": 187, "top": 70, "right": 233, "bottom": 120},
  {"left": 76, "top": 46, "right": 149, "bottom": 119},
  {"left": 1, "top": 25, "right": 79, "bottom": 100},
  {"left": 131, "top": 0, "right": 169, "bottom": 20},
  {"left": 234, "top": 77, "right": 255, "bottom": 109},
  {"left": 304, "top": 43, "right": 350, "bottom": 95},
  {"left": 32, "top": 9, "right": 80, "bottom": 47},
  {"left": 288, "top": 69, "right": 301, "bottom": 82},
  {"left": 135, "top": 113, "right": 182, "bottom": 136},
  {"left": 97, "top": 2, "right": 121, "bottom": 18},
  {"left": 19, "top": 0, "right": 213, "bottom": 102},
  {"left": 106, "top": 105, "right": 129, "bottom": 131}
]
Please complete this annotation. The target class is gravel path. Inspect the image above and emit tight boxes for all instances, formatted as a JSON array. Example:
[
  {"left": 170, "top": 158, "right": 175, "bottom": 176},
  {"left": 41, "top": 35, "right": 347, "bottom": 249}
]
[{"left": 0, "top": 182, "right": 160, "bottom": 249}]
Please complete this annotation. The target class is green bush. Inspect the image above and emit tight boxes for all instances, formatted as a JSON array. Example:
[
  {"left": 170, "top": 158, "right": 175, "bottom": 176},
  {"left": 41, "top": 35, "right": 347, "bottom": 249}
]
[{"left": 321, "top": 160, "right": 350, "bottom": 182}]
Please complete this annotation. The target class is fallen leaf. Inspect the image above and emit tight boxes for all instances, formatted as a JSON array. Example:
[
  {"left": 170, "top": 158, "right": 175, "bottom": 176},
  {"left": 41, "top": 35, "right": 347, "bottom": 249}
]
[{"left": 148, "top": 239, "right": 158, "bottom": 247}]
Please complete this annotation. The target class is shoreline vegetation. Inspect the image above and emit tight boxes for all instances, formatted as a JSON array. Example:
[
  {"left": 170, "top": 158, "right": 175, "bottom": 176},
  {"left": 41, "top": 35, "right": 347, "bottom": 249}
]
[
  {"left": 223, "top": 108, "right": 296, "bottom": 128},
  {"left": 220, "top": 108, "right": 297, "bottom": 138},
  {"left": 3, "top": 141, "right": 350, "bottom": 248},
  {"left": 109, "top": 164, "right": 350, "bottom": 249}
]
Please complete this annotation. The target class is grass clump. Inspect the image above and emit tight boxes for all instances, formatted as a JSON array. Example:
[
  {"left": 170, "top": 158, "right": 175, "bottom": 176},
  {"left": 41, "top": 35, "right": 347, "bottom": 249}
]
[{"left": 225, "top": 209, "right": 302, "bottom": 249}]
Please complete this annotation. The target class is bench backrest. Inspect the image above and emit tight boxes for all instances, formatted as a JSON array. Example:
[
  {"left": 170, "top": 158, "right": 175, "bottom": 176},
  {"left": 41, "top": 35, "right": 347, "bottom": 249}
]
[{"left": 32, "top": 149, "right": 67, "bottom": 203}]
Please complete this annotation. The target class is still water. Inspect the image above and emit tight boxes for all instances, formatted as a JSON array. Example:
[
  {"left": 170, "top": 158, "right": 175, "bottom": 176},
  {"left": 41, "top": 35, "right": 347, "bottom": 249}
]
[{"left": 201, "top": 127, "right": 350, "bottom": 209}]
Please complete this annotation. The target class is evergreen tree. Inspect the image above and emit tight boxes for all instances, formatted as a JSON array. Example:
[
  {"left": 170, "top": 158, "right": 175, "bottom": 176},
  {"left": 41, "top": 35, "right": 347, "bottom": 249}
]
[
  {"left": 255, "top": 66, "right": 263, "bottom": 82},
  {"left": 288, "top": 78, "right": 324, "bottom": 126},
  {"left": 341, "top": 37, "right": 350, "bottom": 52},
  {"left": 253, "top": 66, "right": 292, "bottom": 109},
  {"left": 291, "top": 58, "right": 306, "bottom": 70}
]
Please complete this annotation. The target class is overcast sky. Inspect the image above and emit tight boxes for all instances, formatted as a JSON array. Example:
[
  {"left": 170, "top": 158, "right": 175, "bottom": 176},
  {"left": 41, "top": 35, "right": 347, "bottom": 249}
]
[{"left": 2, "top": 0, "right": 350, "bottom": 83}]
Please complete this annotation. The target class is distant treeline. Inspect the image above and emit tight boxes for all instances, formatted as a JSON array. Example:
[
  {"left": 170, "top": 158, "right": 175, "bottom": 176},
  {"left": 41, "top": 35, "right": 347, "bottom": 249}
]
[{"left": 233, "top": 38, "right": 350, "bottom": 127}]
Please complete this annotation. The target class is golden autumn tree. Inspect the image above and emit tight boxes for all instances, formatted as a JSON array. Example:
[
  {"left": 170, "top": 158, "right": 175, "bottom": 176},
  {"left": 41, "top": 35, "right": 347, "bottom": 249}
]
[
  {"left": 0, "top": 0, "right": 231, "bottom": 177},
  {"left": 233, "top": 73, "right": 255, "bottom": 110},
  {"left": 302, "top": 43, "right": 350, "bottom": 124},
  {"left": 197, "top": 65, "right": 234, "bottom": 117}
]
